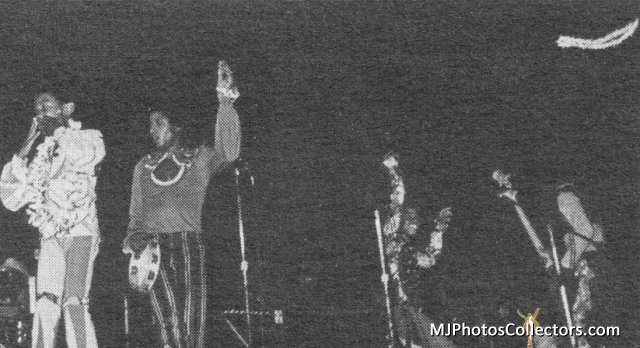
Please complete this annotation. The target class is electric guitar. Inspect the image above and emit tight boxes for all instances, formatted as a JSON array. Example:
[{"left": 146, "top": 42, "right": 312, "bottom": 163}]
[
  {"left": 399, "top": 207, "right": 453, "bottom": 297},
  {"left": 429, "top": 207, "right": 453, "bottom": 257},
  {"left": 492, "top": 170, "right": 553, "bottom": 269}
]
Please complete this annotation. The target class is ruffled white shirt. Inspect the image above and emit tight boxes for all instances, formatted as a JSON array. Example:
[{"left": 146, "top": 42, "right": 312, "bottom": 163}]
[{"left": 0, "top": 120, "right": 105, "bottom": 239}]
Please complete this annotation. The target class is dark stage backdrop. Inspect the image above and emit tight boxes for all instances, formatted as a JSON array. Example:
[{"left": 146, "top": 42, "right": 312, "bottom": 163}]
[{"left": 0, "top": 0, "right": 637, "bottom": 347}]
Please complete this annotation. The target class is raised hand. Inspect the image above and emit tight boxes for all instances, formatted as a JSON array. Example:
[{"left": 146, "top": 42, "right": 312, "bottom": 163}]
[{"left": 217, "top": 60, "right": 240, "bottom": 101}]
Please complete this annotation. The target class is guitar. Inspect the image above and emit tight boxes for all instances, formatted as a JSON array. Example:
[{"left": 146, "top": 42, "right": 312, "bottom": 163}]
[
  {"left": 406, "top": 207, "right": 452, "bottom": 262},
  {"left": 399, "top": 207, "right": 453, "bottom": 297},
  {"left": 492, "top": 170, "right": 553, "bottom": 269},
  {"left": 123, "top": 232, "right": 161, "bottom": 293},
  {"left": 426, "top": 207, "right": 453, "bottom": 259}
]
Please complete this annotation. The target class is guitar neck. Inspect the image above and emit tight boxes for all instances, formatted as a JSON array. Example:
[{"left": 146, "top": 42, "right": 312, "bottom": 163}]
[
  {"left": 513, "top": 204, "right": 553, "bottom": 268},
  {"left": 493, "top": 171, "right": 552, "bottom": 269}
]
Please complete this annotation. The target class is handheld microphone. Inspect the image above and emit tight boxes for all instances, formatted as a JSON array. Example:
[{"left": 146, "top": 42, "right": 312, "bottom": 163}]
[{"left": 237, "top": 158, "right": 255, "bottom": 186}]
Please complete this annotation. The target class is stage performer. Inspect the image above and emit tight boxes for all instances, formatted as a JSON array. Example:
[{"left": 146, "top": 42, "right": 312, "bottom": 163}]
[
  {"left": 380, "top": 154, "right": 455, "bottom": 347},
  {"left": 123, "top": 60, "right": 241, "bottom": 348},
  {"left": 554, "top": 185, "right": 610, "bottom": 348},
  {"left": 530, "top": 185, "right": 608, "bottom": 348},
  {"left": 496, "top": 175, "right": 611, "bottom": 348},
  {"left": 0, "top": 92, "right": 106, "bottom": 348},
  {"left": 394, "top": 207, "right": 455, "bottom": 348},
  {"left": 534, "top": 185, "right": 607, "bottom": 348}
]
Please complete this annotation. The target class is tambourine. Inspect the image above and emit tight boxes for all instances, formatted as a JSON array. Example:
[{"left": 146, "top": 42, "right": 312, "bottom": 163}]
[{"left": 125, "top": 236, "right": 161, "bottom": 293}]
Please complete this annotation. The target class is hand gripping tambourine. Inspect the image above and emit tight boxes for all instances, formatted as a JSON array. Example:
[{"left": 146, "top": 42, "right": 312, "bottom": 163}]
[{"left": 123, "top": 232, "right": 160, "bottom": 292}]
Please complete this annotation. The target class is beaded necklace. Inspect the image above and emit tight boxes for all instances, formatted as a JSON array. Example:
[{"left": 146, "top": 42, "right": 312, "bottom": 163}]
[{"left": 144, "top": 148, "right": 199, "bottom": 187}]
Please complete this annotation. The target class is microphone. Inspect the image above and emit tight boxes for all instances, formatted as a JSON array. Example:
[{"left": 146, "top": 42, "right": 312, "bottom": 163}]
[{"left": 236, "top": 158, "right": 255, "bottom": 186}]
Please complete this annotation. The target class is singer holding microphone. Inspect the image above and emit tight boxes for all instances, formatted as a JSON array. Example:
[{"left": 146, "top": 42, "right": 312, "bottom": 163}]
[
  {"left": 0, "top": 92, "right": 106, "bottom": 348},
  {"left": 123, "top": 61, "right": 241, "bottom": 348}
]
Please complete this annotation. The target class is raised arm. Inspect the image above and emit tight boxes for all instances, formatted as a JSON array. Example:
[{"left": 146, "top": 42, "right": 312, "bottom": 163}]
[{"left": 213, "top": 61, "right": 241, "bottom": 163}]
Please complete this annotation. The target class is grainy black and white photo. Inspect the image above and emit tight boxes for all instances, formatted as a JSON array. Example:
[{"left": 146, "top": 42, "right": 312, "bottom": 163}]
[{"left": 0, "top": 0, "right": 636, "bottom": 347}]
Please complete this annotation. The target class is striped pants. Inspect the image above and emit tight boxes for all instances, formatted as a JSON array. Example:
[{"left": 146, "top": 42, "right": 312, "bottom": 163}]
[{"left": 149, "top": 232, "right": 207, "bottom": 348}]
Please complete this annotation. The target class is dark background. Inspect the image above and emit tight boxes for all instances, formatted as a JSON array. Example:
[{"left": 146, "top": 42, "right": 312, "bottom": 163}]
[{"left": 0, "top": 0, "right": 637, "bottom": 347}]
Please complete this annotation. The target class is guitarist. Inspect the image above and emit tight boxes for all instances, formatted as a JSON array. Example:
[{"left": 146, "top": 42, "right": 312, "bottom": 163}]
[
  {"left": 550, "top": 184, "right": 613, "bottom": 348},
  {"left": 494, "top": 171, "right": 611, "bottom": 348},
  {"left": 395, "top": 207, "right": 455, "bottom": 348},
  {"left": 122, "top": 61, "right": 241, "bottom": 348},
  {"left": 380, "top": 153, "right": 455, "bottom": 348}
]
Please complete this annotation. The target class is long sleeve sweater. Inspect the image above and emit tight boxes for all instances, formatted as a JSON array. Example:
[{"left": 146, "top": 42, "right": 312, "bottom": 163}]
[{"left": 127, "top": 99, "right": 241, "bottom": 235}]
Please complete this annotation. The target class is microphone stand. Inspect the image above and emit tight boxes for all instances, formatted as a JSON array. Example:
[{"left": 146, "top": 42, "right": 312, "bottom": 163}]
[
  {"left": 547, "top": 223, "right": 576, "bottom": 348},
  {"left": 375, "top": 209, "right": 396, "bottom": 348},
  {"left": 124, "top": 295, "right": 130, "bottom": 348},
  {"left": 235, "top": 163, "right": 252, "bottom": 347}
]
